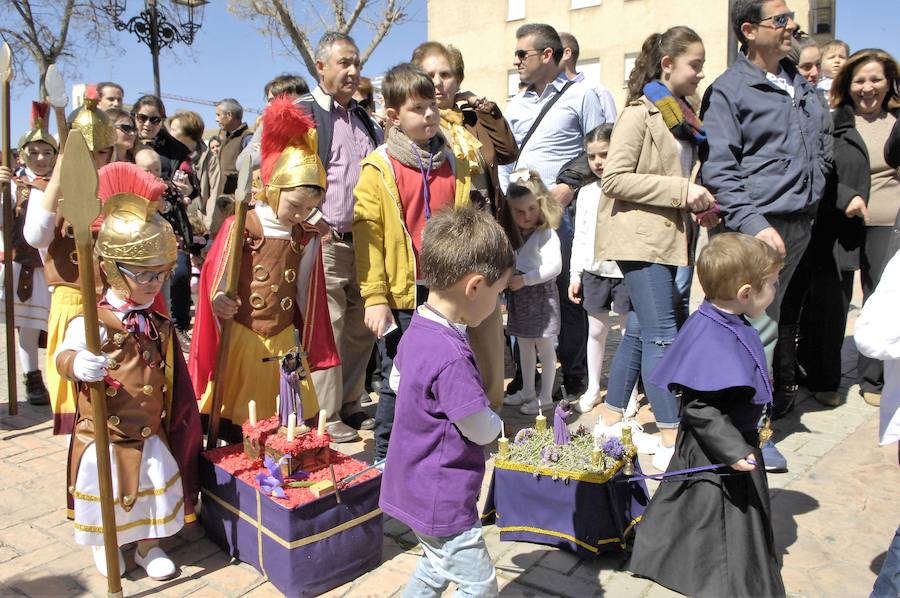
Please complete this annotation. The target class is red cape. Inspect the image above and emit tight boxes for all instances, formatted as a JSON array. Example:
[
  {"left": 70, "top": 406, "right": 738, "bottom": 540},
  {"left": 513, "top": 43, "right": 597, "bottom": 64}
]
[{"left": 188, "top": 214, "right": 339, "bottom": 401}]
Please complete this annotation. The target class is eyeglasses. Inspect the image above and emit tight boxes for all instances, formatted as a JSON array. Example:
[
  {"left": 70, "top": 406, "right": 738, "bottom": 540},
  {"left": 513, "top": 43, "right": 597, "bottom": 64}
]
[
  {"left": 514, "top": 49, "right": 543, "bottom": 61},
  {"left": 116, "top": 123, "right": 136, "bottom": 134},
  {"left": 117, "top": 264, "right": 170, "bottom": 284},
  {"left": 134, "top": 113, "right": 162, "bottom": 126},
  {"left": 757, "top": 11, "right": 795, "bottom": 29}
]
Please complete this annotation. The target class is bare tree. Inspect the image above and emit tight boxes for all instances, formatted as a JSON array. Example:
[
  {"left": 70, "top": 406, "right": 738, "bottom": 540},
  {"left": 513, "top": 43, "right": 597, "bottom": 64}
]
[
  {"left": 0, "top": 0, "right": 114, "bottom": 96},
  {"left": 229, "top": 0, "right": 413, "bottom": 80}
]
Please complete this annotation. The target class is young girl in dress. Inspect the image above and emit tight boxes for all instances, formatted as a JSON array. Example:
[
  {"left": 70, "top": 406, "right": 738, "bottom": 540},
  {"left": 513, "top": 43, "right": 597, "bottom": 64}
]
[{"left": 502, "top": 169, "right": 562, "bottom": 415}]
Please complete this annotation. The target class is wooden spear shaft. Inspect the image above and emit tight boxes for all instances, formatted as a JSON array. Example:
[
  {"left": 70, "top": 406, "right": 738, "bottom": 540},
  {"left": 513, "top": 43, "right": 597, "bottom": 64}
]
[
  {"left": 59, "top": 131, "right": 122, "bottom": 595},
  {"left": 1, "top": 43, "right": 17, "bottom": 415}
]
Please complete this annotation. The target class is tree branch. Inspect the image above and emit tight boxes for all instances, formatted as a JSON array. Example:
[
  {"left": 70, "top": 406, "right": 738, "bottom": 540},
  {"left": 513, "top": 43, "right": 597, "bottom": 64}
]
[
  {"left": 359, "top": 0, "right": 407, "bottom": 66},
  {"left": 344, "top": 0, "right": 367, "bottom": 33},
  {"left": 270, "top": 0, "right": 317, "bottom": 78}
]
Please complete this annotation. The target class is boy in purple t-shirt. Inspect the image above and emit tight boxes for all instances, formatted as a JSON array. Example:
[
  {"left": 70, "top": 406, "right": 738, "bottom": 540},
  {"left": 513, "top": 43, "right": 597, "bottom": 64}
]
[{"left": 379, "top": 207, "right": 514, "bottom": 597}]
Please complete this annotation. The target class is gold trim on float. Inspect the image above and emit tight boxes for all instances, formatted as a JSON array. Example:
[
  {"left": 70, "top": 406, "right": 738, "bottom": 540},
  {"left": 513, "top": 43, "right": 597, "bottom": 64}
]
[
  {"left": 496, "top": 516, "right": 642, "bottom": 553},
  {"left": 493, "top": 459, "right": 626, "bottom": 484},
  {"left": 200, "top": 488, "right": 382, "bottom": 550}
]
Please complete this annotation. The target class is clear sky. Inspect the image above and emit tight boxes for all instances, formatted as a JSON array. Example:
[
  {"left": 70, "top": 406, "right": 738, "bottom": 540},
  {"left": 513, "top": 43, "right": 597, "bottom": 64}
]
[{"left": 6, "top": 0, "right": 900, "bottom": 141}]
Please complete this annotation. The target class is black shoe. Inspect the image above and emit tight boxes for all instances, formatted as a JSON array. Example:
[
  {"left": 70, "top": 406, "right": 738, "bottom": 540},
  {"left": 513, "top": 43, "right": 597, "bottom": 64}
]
[
  {"left": 24, "top": 370, "right": 50, "bottom": 405},
  {"left": 562, "top": 374, "right": 587, "bottom": 398},
  {"left": 343, "top": 411, "right": 376, "bottom": 431},
  {"left": 771, "top": 384, "right": 797, "bottom": 420},
  {"left": 325, "top": 421, "right": 360, "bottom": 443}
]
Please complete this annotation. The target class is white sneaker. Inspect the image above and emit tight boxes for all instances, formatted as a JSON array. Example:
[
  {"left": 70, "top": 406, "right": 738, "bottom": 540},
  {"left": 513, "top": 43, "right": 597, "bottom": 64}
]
[
  {"left": 623, "top": 387, "right": 640, "bottom": 418},
  {"left": 92, "top": 545, "right": 125, "bottom": 578},
  {"left": 574, "top": 390, "right": 602, "bottom": 414},
  {"left": 519, "top": 399, "right": 548, "bottom": 416},
  {"left": 134, "top": 545, "right": 178, "bottom": 581},
  {"left": 503, "top": 391, "right": 533, "bottom": 407},
  {"left": 651, "top": 443, "right": 675, "bottom": 472},
  {"left": 611, "top": 420, "right": 660, "bottom": 455}
]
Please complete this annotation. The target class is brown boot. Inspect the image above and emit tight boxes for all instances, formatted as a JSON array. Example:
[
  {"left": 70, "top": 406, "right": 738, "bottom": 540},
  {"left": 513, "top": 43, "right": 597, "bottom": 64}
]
[{"left": 24, "top": 370, "right": 50, "bottom": 406}]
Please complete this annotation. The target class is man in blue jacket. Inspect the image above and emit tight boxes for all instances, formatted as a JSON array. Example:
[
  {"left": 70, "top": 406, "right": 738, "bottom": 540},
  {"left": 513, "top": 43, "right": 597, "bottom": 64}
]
[{"left": 700, "top": 0, "right": 826, "bottom": 473}]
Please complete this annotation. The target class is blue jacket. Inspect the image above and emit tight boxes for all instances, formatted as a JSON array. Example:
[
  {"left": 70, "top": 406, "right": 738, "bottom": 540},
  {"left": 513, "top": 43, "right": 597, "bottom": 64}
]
[{"left": 700, "top": 53, "right": 826, "bottom": 235}]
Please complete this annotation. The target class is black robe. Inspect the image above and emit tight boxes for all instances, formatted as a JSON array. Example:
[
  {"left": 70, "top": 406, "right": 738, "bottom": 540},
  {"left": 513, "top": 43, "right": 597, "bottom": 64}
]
[{"left": 629, "top": 388, "right": 785, "bottom": 598}]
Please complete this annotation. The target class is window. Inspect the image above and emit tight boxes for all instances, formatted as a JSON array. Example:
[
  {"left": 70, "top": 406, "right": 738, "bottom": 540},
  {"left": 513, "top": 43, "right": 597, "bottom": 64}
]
[
  {"left": 577, "top": 59, "right": 601, "bottom": 88},
  {"left": 508, "top": 70, "right": 523, "bottom": 98},
  {"left": 623, "top": 53, "right": 638, "bottom": 86},
  {"left": 507, "top": 0, "right": 525, "bottom": 21},
  {"left": 571, "top": 0, "right": 601, "bottom": 8},
  {"left": 810, "top": 0, "right": 834, "bottom": 34}
]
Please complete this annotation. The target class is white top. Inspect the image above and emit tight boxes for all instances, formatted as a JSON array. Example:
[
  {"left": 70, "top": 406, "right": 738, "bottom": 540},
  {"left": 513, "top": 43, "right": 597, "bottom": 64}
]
[
  {"left": 20, "top": 168, "right": 53, "bottom": 259},
  {"left": 570, "top": 182, "right": 622, "bottom": 282},
  {"left": 854, "top": 251, "right": 900, "bottom": 445},
  {"left": 516, "top": 226, "right": 562, "bottom": 287},
  {"left": 388, "top": 305, "right": 502, "bottom": 446},
  {"left": 57, "top": 289, "right": 155, "bottom": 357},
  {"left": 573, "top": 72, "right": 618, "bottom": 124},
  {"left": 765, "top": 68, "right": 796, "bottom": 99}
]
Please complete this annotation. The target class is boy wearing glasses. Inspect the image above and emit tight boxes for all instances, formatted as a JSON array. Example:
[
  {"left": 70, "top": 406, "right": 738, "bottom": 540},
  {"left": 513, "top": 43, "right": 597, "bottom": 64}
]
[
  {"left": 0, "top": 102, "right": 57, "bottom": 405},
  {"left": 700, "top": 0, "right": 826, "bottom": 474},
  {"left": 56, "top": 162, "right": 201, "bottom": 581},
  {"left": 189, "top": 96, "right": 339, "bottom": 442}
]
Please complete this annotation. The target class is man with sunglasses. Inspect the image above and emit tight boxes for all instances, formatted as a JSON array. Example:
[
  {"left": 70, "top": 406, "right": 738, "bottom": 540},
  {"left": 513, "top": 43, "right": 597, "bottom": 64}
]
[
  {"left": 700, "top": 0, "right": 827, "bottom": 473},
  {"left": 501, "top": 23, "right": 606, "bottom": 401}
]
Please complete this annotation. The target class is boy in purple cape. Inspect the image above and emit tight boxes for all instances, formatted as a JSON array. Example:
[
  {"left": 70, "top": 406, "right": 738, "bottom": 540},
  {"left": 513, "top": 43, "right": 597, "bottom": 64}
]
[
  {"left": 379, "top": 207, "right": 514, "bottom": 597},
  {"left": 629, "top": 233, "right": 786, "bottom": 598}
]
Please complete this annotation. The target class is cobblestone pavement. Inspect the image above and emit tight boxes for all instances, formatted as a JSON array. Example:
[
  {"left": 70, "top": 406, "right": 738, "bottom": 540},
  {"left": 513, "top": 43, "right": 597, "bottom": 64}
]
[{"left": 1, "top": 293, "right": 897, "bottom": 597}]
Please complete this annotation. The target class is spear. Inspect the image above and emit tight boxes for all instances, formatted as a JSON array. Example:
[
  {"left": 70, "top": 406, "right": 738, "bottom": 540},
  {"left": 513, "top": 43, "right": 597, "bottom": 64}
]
[
  {"left": 205, "top": 155, "right": 253, "bottom": 449},
  {"left": 58, "top": 131, "right": 122, "bottom": 595},
  {"left": 1, "top": 42, "right": 17, "bottom": 415},
  {"left": 44, "top": 65, "right": 69, "bottom": 151}
]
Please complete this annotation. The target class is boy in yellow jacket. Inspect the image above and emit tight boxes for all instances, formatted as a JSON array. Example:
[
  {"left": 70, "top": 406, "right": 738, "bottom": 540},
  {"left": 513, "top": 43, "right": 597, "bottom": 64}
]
[{"left": 353, "top": 63, "right": 470, "bottom": 459}]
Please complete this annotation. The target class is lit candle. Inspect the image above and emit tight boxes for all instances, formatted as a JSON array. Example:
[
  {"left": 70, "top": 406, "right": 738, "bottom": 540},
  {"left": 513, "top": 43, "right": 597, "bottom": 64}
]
[
  {"left": 535, "top": 413, "right": 546, "bottom": 432},
  {"left": 317, "top": 409, "right": 327, "bottom": 436},
  {"left": 287, "top": 412, "right": 297, "bottom": 441},
  {"left": 248, "top": 400, "right": 257, "bottom": 426}
]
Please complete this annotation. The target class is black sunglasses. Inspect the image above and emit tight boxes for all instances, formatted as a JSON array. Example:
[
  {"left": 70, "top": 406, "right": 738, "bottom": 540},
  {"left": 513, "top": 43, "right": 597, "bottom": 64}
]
[
  {"left": 757, "top": 11, "right": 795, "bottom": 29},
  {"left": 514, "top": 49, "right": 544, "bottom": 61},
  {"left": 116, "top": 123, "right": 136, "bottom": 134},
  {"left": 135, "top": 113, "right": 162, "bottom": 125}
]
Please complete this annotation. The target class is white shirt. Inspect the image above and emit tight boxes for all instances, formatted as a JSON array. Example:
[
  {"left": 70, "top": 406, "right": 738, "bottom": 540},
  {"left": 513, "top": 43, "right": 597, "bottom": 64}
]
[
  {"left": 765, "top": 68, "right": 795, "bottom": 99},
  {"left": 57, "top": 289, "right": 155, "bottom": 357},
  {"left": 570, "top": 182, "right": 622, "bottom": 282},
  {"left": 516, "top": 227, "right": 562, "bottom": 286},
  {"left": 573, "top": 71, "right": 618, "bottom": 124},
  {"left": 854, "top": 251, "right": 900, "bottom": 445}
]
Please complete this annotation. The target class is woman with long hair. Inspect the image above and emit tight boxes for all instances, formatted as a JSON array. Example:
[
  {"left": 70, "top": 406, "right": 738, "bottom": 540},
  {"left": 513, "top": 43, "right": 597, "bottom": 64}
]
[{"left": 596, "top": 26, "right": 718, "bottom": 471}]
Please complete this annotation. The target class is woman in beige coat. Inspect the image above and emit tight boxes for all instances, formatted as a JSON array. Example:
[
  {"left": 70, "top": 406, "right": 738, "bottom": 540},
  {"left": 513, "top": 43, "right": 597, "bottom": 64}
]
[{"left": 595, "top": 26, "right": 718, "bottom": 471}]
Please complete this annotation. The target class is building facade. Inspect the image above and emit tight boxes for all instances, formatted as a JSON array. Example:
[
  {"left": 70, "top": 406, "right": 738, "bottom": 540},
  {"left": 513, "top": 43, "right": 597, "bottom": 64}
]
[{"left": 427, "top": 0, "right": 836, "bottom": 112}]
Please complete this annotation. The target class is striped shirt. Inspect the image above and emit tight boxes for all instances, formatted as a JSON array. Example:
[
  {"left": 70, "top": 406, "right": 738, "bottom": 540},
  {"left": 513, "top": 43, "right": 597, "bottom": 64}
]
[{"left": 323, "top": 100, "right": 376, "bottom": 232}]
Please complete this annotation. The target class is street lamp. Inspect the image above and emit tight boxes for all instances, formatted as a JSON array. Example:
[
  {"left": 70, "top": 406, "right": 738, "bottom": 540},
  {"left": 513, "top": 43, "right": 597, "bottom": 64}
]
[{"left": 103, "top": 0, "right": 208, "bottom": 97}]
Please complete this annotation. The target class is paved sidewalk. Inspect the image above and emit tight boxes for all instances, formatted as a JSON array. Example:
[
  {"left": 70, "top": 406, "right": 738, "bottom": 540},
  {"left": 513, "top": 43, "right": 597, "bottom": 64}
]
[{"left": 1, "top": 301, "right": 897, "bottom": 596}]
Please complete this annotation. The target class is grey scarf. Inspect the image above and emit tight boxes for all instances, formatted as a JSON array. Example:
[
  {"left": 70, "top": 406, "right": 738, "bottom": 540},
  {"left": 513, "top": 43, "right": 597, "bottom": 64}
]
[{"left": 386, "top": 126, "right": 447, "bottom": 171}]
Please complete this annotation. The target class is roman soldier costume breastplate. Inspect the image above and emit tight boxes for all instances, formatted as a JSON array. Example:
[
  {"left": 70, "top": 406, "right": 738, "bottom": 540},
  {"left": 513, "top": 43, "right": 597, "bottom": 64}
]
[{"left": 233, "top": 209, "right": 307, "bottom": 338}]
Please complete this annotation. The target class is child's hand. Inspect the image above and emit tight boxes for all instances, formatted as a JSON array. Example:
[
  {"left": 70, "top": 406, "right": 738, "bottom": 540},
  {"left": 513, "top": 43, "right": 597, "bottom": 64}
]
[
  {"left": 212, "top": 292, "right": 240, "bottom": 320},
  {"left": 73, "top": 351, "right": 109, "bottom": 382},
  {"left": 731, "top": 452, "right": 757, "bottom": 472},
  {"left": 365, "top": 304, "right": 395, "bottom": 339},
  {"left": 508, "top": 275, "right": 525, "bottom": 292},
  {"left": 567, "top": 281, "right": 582, "bottom": 304},
  {"left": 0, "top": 165, "right": 12, "bottom": 185}
]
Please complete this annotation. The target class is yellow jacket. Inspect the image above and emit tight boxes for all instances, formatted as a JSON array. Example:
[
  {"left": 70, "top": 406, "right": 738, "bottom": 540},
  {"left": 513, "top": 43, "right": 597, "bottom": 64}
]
[{"left": 352, "top": 144, "right": 471, "bottom": 310}]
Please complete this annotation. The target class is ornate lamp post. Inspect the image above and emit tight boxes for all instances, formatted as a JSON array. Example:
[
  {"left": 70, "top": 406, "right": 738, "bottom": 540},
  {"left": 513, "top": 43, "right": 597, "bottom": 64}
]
[{"left": 103, "top": 0, "right": 207, "bottom": 97}]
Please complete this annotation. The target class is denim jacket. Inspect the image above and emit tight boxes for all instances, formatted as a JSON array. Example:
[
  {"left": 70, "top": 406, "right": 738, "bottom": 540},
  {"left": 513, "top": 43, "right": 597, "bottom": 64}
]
[{"left": 699, "top": 53, "right": 826, "bottom": 235}]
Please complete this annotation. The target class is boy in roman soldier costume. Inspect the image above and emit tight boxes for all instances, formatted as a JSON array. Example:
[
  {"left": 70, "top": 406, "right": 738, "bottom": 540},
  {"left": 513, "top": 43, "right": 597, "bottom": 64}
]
[
  {"left": 0, "top": 102, "right": 56, "bottom": 404},
  {"left": 189, "top": 96, "right": 338, "bottom": 442},
  {"left": 56, "top": 162, "right": 201, "bottom": 580},
  {"left": 24, "top": 94, "right": 116, "bottom": 434}
]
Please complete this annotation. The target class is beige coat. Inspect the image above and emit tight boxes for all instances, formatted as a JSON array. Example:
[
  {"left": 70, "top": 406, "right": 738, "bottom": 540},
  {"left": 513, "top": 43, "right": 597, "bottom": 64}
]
[{"left": 597, "top": 96, "right": 698, "bottom": 267}]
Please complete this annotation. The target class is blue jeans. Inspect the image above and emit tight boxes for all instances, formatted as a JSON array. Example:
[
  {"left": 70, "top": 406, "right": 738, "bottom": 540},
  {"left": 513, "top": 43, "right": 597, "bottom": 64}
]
[
  {"left": 674, "top": 265, "right": 693, "bottom": 328},
  {"left": 605, "top": 262, "right": 680, "bottom": 427},
  {"left": 555, "top": 206, "right": 587, "bottom": 379},
  {"left": 374, "top": 285, "right": 428, "bottom": 460},
  {"left": 403, "top": 522, "right": 498, "bottom": 598},
  {"left": 872, "top": 525, "right": 900, "bottom": 598}
]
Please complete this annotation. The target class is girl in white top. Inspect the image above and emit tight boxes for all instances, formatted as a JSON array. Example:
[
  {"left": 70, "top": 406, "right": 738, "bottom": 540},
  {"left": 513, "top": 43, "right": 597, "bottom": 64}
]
[
  {"left": 568, "top": 124, "right": 632, "bottom": 414},
  {"left": 502, "top": 169, "right": 563, "bottom": 415}
]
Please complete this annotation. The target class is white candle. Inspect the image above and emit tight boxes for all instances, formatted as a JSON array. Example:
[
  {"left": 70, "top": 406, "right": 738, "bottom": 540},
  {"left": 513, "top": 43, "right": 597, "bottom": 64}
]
[
  {"left": 248, "top": 400, "right": 257, "bottom": 426},
  {"left": 501, "top": 420, "right": 506, "bottom": 440},
  {"left": 275, "top": 394, "right": 280, "bottom": 417},
  {"left": 317, "top": 409, "right": 327, "bottom": 436},
  {"left": 287, "top": 412, "right": 297, "bottom": 441}
]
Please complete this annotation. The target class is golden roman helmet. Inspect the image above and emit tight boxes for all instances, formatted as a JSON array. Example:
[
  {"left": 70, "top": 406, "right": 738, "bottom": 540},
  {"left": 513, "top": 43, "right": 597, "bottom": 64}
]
[
  {"left": 258, "top": 96, "right": 327, "bottom": 213},
  {"left": 18, "top": 101, "right": 58, "bottom": 152},
  {"left": 71, "top": 97, "right": 117, "bottom": 152},
  {"left": 95, "top": 162, "right": 177, "bottom": 298}
]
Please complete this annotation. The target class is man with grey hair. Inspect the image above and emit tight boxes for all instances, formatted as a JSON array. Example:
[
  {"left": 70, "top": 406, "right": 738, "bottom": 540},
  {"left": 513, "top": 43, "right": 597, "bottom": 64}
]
[
  {"left": 215, "top": 97, "right": 252, "bottom": 196},
  {"left": 238, "top": 31, "right": 382, "bottom": 442}
]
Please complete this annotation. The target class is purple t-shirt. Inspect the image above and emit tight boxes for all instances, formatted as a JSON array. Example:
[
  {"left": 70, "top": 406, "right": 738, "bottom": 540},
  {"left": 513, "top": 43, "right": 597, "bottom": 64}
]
[{"left": 379, "top": 313, "right": 490, "bottom": 537}]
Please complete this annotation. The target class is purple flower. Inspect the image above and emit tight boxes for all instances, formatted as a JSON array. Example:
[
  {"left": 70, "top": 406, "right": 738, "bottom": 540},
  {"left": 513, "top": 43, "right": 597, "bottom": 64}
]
[
  {"left": 600, "top": 436, "right": 626, "bottom": 461},
  {"left": 514, "top": 428, "right": 535, "bottom": 445},
  {"left": 256, "top": 455, "right": 289, "bottom": 498},
  {"left": 540, "top": 445, "right": 560, "bottom": 464}
]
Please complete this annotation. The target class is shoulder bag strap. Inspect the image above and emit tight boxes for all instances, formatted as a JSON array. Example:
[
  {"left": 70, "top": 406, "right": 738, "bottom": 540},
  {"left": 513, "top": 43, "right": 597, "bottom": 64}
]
[{"left": 515, "top": 80, "right": 575, "bottom": 160}]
